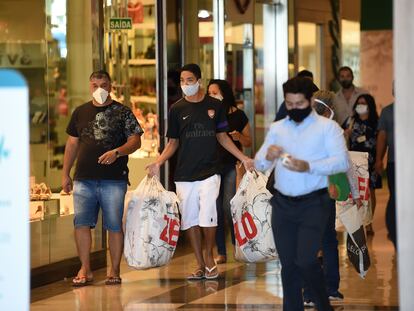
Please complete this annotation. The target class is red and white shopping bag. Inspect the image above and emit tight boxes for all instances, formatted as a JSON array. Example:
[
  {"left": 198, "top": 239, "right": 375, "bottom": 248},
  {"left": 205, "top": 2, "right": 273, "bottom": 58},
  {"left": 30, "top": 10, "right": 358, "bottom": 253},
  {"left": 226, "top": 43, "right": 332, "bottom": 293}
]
[
  {"left": 230, "top": 170, "right": 278, "bottom": 263},
  {"left": 124, "top": 176, "right": 180, "bottom": 269}
]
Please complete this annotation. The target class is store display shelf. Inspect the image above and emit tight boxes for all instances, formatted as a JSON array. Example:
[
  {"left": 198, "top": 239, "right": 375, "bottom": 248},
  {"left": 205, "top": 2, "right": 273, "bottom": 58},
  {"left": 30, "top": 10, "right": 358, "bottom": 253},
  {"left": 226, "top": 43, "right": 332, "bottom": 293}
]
[
  {"left": 129, "top": 58, "right": 156, "bottom": 66},
  {"left": 131, "top": 95, "right": 157, "bottom": 105}
]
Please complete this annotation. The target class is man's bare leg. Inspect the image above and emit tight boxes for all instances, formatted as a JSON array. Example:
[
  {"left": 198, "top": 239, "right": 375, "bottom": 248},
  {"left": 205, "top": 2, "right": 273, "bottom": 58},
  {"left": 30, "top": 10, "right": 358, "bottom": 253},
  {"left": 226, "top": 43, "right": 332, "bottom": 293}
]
[
  {"left": 202, "top": 226, "right": 217, "bottom": 277},
  {"left": 187, "top": 226, "right": 205, "bottom": 275},
  {"left": 108, "top": 231, "right": 124, "bottom": 278},
  {"left": 74, "top": 227, "right": 93, "bottom": 279}
]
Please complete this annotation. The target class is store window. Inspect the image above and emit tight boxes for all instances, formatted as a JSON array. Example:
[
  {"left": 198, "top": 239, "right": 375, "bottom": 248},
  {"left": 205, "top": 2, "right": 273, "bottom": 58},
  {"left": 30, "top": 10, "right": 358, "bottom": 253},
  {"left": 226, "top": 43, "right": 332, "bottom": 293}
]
[
  {"left": 342, "top": 19, "right": 361, "bottom": 85},
  {"left": 104, "top": 0, "right": 159, "bottom": 189},
  {"left": 0, "top": 0, "right": 104, "bottom": 274},
  {"left": 297, "top": 22, "right": 323, "bottom": 87}
]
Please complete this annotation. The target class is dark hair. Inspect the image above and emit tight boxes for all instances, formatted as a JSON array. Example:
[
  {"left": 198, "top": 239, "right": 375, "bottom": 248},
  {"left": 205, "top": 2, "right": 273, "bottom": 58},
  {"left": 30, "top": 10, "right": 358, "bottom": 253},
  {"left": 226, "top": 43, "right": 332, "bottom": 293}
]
[
  {"left": 181, "top": 63, "right": 201, "bottom": 80},
  {"left": 352, "top": 94, "right": 379, "bottom": 127},
  {"left": 283, "top": 77, "right": 317, "bottom": 101},
  {"left": 207, "top": 79, "right": 237, "bottom": 114},
  {"left": 89, "top": 70, "right": 111, "bottom": 82},
  {"left": 338, "top": 66, "right": 354, "bottom": 78},
  {"left": 297, "top": 70, "right": 313, "bottom": 79}
]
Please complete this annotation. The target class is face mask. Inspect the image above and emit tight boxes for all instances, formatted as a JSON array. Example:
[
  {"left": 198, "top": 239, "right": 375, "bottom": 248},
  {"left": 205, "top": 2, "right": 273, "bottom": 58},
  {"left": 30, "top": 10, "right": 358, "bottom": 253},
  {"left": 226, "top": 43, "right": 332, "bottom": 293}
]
[
  {"left": 314, "top": 99, "right": 334, "bottom": 119},
  {"left": 340, "top": 80, "right": 353, "bottom": 89},
  {"left": 355, "top": 104, "right": 368, "bottom": 115},
  {"left": 210, "top": 94, "right": 223, "bottom": 101},
  {"left": 92, "top": 87, "right": 109, "bottom": 105},
  {"left": 287, "top": 105, "right": 312, "bottom": 123},
  {"left": 181, "top": 81, "right": 200, "bottom": 97}
]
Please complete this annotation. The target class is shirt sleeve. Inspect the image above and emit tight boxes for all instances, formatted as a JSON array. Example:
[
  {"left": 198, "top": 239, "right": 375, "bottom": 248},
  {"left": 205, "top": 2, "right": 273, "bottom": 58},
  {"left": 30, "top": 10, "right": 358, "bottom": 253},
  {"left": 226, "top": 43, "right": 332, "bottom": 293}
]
[
  {"left": 377, "top": 108, "right": 387, "bottom": 131},
  {"left": 66, "top": 108, "right": 79, "bottom": 137},
  {"left": 166, "top": 106, "right": 180, "bottom": 138},
  {"left": 237, "top": 110, "right": 249, "bottom": 132},
  {"left": 308, "top": 121, "right": 350, "bottom": 175},
  {"left": 216, "top": 103, "right": 229, "bottom": 133},
  {"left": 254, "top": 123, "right": 277, "bottom": 171},
  {"left": 123, "top": 108, "right": 144, "bottom": 137}
]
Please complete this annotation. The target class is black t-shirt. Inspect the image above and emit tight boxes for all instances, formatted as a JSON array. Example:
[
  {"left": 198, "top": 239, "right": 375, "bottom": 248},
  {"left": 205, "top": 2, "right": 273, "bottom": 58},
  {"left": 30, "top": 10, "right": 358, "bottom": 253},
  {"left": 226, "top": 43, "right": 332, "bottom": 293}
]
[
  {"left": 66, "top": 100, "right": 144, "bottom": 181},
  {"left": 217, "top": 108, "right": 249, "bottom": 169},
  {"left": 167, "top": 96, "right": 229, "bottom": 182}
]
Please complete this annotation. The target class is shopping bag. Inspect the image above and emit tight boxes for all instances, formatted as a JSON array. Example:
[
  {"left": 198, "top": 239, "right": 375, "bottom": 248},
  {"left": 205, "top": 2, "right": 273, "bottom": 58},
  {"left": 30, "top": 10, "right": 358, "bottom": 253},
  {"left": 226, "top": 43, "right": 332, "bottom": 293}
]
[
  {"left": 336, "top": 151, "right": 372, "bottom": 229},
  {"left": 230, "top": 170, "right": 278, "bottom": 263},
  {"left": 337, "top": 204, "right": 370, "bottom": 278},
  {"left": 124, "top": 176, "right": 180, "bottom": 269}
]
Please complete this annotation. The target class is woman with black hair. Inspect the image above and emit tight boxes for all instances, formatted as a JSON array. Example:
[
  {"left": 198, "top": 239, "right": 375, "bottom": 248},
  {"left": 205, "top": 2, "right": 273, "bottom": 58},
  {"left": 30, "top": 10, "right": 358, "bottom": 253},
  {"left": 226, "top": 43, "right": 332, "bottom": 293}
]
[
  {"left": 207, "top": 79, "right": 252, "bottom": 264},
  {"left": 343, "top": 93, "right": 382, "bottom": 234}
]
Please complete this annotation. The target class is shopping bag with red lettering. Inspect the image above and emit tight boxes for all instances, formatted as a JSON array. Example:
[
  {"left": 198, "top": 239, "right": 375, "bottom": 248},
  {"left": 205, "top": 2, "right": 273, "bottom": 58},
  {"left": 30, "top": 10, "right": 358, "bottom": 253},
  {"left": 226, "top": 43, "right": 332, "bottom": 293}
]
[
  {"left": 124, "top": 176, "right": 180, "bottom": 269},
  {"left": 230, "top": 170, "right": 278, "bottom": 263},
  {"left": 336, "top": 151, "right": 372, "bottom": 230}
]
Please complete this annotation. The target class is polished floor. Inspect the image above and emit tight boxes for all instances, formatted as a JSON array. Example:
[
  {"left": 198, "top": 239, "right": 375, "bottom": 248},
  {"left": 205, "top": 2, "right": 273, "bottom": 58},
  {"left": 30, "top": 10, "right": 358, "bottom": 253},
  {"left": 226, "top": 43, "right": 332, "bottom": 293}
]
[{"left": 31, "top": 186, "right": 398, "bottom": 310}]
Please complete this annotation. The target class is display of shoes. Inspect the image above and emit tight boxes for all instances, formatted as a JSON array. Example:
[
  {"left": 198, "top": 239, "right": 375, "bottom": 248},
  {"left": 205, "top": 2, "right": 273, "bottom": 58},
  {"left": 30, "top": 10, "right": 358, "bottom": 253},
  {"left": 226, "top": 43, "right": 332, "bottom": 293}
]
[{"left": 30, "top": 183, "right": 52, "bottom": 201}]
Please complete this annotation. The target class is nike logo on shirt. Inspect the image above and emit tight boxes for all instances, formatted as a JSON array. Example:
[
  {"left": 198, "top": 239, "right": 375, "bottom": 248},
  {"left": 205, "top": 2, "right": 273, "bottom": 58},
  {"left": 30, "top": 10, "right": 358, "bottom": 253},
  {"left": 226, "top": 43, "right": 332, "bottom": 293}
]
[{"left": 183, "top": 115, "right": 190, "bottom": 120}]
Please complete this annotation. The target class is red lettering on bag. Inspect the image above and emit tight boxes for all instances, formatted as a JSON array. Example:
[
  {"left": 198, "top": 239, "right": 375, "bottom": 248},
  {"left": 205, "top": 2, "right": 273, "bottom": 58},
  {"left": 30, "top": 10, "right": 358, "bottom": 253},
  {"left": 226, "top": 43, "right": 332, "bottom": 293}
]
[
  {"left": 160, "top": 215, "right": 180, "bottom": 246},
  {"left": 358, "top": 176, "right": 370, "bottom": 200},
  {"left": 234, "top": 211, "right": 258, "bottom": 246}
]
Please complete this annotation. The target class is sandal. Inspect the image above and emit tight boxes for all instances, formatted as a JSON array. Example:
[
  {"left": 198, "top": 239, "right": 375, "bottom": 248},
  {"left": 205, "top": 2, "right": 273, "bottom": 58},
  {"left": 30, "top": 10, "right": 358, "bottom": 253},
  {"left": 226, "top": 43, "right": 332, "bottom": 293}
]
[
  {"left": 187, "top": 269, "right": 205, "bottom": 280},
  {"left": 72, "top": 276, "right": 94, "bottom": 287},
  {"left": 105, "top": 276, "right": 122, "bottom": 285},
  {"left": 205, "top": 265, "right": 219, "bottom": 279}
]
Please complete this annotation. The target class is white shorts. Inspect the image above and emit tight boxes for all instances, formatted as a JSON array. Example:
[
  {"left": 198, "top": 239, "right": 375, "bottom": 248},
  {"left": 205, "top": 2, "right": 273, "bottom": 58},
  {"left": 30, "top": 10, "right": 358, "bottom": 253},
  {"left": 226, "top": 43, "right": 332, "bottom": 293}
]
[{"left": 175, "top": 174, "right": 221, "bottom": 230}]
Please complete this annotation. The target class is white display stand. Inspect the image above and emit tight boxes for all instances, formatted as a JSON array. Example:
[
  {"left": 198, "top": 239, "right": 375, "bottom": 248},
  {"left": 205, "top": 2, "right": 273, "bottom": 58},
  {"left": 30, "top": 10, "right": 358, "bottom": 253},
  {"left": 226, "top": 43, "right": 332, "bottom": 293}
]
[{"left": 0, "top": 70, "right": 29, "bottom": 310}]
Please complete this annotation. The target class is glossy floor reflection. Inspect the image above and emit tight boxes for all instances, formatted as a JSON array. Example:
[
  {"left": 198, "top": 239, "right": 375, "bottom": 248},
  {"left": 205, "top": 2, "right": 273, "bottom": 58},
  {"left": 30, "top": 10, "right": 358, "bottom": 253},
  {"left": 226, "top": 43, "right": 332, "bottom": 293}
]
[{"left": 31, "top": 186, "right": 398, "bottom": 310}]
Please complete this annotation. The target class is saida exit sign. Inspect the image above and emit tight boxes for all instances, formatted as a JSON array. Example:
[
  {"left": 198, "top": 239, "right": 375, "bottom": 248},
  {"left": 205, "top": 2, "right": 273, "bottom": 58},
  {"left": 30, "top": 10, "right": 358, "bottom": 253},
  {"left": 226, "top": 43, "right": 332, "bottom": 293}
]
[{"left": 109, "top": 17, "right": 132, "bottom": 30}]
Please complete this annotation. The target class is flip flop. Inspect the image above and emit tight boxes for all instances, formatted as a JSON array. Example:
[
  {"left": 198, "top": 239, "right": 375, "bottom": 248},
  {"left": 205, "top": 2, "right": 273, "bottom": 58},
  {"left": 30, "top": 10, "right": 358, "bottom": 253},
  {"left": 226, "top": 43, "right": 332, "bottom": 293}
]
[
  {"left": 205, "top": 265, "right": 219, "bottom": 279},
  {"left": 72, "top": 276, "right": 94, "bottom": 287},
  {"left": 187, "top": 269, "right": 205, "bottom": 280},
  {"left": 105, "top": 276, "right": 122, "bottom": 285}
]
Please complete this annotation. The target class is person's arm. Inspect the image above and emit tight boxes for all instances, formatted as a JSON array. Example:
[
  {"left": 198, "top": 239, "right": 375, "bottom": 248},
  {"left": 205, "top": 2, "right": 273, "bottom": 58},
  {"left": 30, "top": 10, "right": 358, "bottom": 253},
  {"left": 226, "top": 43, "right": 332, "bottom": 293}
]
[
  {"left": 146, "top": 138, "right": 179, "bottom": 176},
  {"left": 228, "top": 123, "right": 252, "bottom": 148},
  {"left": 216, "top": 132, "right": 254, "bottom": 171},
  {"left": 62, "top": 135, "right": 79, "bottom": 193},
  {"left": 375, "top": 130, "right": 387, "bottom": 175},
  {"left": 98, "top": 134, "right": 142, "bottom": 164}
]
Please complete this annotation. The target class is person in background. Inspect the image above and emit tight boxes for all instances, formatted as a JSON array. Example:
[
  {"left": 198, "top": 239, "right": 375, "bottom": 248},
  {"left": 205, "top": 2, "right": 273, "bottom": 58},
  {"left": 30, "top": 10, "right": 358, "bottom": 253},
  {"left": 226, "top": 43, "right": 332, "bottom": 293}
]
[
  {"left": 275, "top": 70, "right": 318, "bottom": 121},
  {"left": 62, "top": 70, "right": 143, "bottom": 286},
  {"left": 255, "top": 77, "right": 349, "bottom": 311},
  {"left": 333, "top": 66, "right": 368, "bottom": 126},
  {"left": 375, "top": 87, "right": 396, "bottom": 248},
  {"left": 343, "top": 94, "right": 381, "bottom": 235},
  {"left": 207, "top": 79, "right": 252, "bottom": 264},
  {"left": 146, "top": 64, "right": 254, "bottom": 280}
]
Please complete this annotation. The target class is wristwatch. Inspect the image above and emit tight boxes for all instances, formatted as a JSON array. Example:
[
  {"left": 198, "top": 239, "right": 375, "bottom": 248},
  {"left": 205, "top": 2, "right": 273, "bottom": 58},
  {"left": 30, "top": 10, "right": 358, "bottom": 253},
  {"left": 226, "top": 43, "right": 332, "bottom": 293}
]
[{"left": 115, "top": 150, "right": 121, "bottom": 158}]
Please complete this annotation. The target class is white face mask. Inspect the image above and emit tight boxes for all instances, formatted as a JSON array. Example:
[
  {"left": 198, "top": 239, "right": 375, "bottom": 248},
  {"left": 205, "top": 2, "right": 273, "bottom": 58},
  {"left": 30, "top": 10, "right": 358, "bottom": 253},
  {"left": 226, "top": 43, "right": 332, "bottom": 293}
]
[
  {"left": 210, "top": 94, "right": 223, "bottom": 101},
  {"left": 355, "top": 104, "right": 368, "bottom": 115},
  {"left": 92, "top": 87, "right": 109, "bottom": 105},
  {"left": 181, "top": 81, "right": 200, "bottom": 97}
]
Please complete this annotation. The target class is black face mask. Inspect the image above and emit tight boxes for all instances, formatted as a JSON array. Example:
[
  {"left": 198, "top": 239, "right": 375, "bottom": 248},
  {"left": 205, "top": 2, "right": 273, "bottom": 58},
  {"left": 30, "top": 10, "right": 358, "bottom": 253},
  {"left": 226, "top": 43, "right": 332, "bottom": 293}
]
[
  {"left": 287, "top": 105, "right": 312, "bottom": 123},
  {"left": 340, "top": 80, "right": 353, "bottom": 89}
]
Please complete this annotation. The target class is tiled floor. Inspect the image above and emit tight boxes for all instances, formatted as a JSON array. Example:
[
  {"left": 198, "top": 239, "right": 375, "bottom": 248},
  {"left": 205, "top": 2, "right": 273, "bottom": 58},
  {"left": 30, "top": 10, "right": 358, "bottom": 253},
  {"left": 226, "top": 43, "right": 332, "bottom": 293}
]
[{"left": 31, "top": 186, "right": 398, "bottom": 310}]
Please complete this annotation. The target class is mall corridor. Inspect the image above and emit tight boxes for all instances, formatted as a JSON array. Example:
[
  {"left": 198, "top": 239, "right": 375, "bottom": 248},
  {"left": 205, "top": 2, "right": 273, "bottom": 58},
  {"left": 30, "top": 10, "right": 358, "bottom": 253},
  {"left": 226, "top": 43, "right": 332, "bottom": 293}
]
[{"left": 30, "top": 187, "right": 398, "bottom": 311}]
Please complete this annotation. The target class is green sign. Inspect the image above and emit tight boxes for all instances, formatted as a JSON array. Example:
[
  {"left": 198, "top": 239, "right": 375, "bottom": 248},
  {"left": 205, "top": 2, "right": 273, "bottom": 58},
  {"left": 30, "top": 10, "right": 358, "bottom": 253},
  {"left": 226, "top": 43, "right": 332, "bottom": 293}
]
[{"left": 109, "top": 18, "right": 132, "bottom": 30}]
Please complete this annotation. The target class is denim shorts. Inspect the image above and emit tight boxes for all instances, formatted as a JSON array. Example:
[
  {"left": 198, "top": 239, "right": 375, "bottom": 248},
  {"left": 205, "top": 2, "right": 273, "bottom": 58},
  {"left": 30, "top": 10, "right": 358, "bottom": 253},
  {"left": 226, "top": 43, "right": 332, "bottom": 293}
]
[{"left": 73, "top": 180, "right": 127, "bottom": 232}]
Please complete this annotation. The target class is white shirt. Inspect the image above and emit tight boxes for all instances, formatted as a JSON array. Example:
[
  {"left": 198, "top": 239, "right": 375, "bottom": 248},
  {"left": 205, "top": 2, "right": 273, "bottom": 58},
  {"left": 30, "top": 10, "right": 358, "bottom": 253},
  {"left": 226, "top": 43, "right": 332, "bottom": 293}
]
[
  {"left": 333, "top": 86, "right": 367, "bottom": 126},
  {"left": 255, "top": 111, "right": 349, "bottom": 196}
]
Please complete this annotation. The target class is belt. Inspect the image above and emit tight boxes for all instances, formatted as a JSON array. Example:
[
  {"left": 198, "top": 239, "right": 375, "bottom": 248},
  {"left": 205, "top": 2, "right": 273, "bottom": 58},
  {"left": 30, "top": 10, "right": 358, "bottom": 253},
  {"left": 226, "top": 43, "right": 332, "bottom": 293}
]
[{"left": 275, "top": 188, "right": 327, "bottom": 201}]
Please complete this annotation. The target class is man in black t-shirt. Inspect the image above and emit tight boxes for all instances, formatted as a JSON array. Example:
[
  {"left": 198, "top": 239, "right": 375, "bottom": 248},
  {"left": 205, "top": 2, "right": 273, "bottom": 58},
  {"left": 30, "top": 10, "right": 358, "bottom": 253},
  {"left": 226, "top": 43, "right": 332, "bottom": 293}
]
[
  {"left": 62, "top": 70, "right": 143, "bottom": 286},
  {"left": 147, "top": 64, "right": 254, "bottom": 280}
]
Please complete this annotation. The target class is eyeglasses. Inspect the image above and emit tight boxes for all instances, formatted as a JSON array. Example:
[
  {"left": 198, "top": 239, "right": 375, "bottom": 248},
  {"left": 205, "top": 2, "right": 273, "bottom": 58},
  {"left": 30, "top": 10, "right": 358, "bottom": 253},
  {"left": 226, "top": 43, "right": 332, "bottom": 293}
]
[{"left": 314, "top": 99, "right": 334, "bottom": 119}]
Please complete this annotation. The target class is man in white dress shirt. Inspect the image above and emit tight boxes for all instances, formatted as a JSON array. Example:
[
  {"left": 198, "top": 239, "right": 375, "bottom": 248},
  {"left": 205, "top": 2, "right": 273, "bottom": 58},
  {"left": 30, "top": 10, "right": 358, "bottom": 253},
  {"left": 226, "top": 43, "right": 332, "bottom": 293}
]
[{"left": 255, "top": 77, "right": 349, "bottom": 311}]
